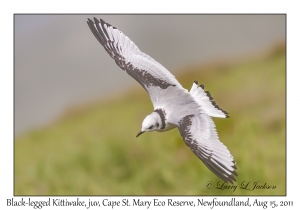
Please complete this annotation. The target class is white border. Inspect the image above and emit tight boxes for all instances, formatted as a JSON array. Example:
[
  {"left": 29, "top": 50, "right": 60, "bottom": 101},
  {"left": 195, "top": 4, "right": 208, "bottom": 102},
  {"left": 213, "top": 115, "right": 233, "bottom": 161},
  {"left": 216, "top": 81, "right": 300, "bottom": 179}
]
[{"left": 1, "top": 0, "right": 298, "bottom": 209}]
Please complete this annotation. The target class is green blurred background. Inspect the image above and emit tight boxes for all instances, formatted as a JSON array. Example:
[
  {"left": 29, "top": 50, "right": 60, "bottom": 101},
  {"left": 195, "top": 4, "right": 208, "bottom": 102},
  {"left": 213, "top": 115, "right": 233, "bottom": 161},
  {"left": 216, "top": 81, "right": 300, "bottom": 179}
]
[{"left": 15, "top": 42, "right": 285, "bottom": 195}]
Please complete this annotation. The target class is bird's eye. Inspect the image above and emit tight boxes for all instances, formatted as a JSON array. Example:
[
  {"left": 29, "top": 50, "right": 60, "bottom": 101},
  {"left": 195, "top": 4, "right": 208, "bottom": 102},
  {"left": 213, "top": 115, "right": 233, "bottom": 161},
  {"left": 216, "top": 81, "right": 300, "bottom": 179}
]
[{"left": 148, "top": 125, "right": 153, "bottom": 129}]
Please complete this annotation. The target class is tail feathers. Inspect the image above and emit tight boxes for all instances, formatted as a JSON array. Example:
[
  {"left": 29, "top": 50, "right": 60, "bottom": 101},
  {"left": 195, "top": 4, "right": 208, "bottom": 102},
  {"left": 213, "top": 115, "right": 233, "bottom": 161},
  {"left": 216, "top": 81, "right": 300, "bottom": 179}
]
[{"left": 190, "top": 81, "right": 229, "bottom": 118}]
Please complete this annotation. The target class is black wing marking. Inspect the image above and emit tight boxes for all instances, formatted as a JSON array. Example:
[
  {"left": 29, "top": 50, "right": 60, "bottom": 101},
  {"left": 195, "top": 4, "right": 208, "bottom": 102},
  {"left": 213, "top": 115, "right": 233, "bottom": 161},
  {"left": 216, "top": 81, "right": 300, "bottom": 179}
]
[
  {"left": 87, "top": 18, "right": 184, "bottom": 103},
  {"left": 178, "top": 114, "right": 237, "bottom": 184}
]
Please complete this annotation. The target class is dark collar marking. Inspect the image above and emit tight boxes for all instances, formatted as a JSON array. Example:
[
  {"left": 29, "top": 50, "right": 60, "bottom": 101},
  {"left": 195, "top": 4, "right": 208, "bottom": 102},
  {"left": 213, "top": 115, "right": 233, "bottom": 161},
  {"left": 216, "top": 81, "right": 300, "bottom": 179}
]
[{"left": 154, "top": 108, "right": 166, "bottom": 129}]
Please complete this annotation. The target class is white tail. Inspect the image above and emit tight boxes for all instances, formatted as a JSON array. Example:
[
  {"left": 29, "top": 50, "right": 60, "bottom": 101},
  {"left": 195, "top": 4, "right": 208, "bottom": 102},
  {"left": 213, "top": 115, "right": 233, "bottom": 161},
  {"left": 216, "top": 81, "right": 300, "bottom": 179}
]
[{"left": 190, "top": 81, "right": 229, "bottom": 118}]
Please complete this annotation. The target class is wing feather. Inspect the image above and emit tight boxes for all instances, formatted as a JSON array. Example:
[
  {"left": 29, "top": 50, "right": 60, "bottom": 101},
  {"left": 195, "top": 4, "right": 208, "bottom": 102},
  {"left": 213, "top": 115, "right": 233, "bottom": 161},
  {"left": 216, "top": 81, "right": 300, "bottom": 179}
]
[
  {"left": 177, "top": 114, "right": 237, "bottom": 183},
  {"left": 87, "top": 18, "right": 186, "bottom": 108}
]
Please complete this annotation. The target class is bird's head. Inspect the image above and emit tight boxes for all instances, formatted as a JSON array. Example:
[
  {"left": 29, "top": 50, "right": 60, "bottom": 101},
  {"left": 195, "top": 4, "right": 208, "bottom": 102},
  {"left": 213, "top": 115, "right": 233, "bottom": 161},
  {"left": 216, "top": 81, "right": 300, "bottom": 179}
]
[{"left": 136, "top": 112, "right": 161, "bottom": 137}]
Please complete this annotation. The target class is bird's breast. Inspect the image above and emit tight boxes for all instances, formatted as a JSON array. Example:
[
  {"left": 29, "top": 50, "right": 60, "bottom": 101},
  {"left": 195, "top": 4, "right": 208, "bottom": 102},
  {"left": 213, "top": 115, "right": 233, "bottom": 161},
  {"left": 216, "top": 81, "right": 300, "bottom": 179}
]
[{"left": 158, "top": 122, "right": 176, "bottom": 132}]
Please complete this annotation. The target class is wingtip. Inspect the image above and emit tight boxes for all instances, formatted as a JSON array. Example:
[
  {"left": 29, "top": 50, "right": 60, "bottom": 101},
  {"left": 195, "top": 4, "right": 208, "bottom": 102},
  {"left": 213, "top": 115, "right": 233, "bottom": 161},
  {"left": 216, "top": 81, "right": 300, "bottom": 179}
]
[
  {"left": 194, "top": 80, "right": 198, "bottom": 85},
  {"left": 232, "top": 161, "right": 237, "bottom": 169},
  {"left": 93, "top": 17, "right": 100, "bottom": 24},
  {"left": 227, "top": 179, "right": 234, "bottom": 185},
  {"left": 232, "top": 169, "right": 238, "bottom": 176},
  {"left": 87, "top": 18, "right": 94, "bottom": 24}
]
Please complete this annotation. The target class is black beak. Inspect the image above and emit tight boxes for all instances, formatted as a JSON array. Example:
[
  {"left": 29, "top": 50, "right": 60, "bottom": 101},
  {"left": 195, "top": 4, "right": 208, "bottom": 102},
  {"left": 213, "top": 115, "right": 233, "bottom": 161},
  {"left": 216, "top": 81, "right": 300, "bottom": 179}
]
[{"left": 136, "top": 131, "right": 145, "bottom": 138}]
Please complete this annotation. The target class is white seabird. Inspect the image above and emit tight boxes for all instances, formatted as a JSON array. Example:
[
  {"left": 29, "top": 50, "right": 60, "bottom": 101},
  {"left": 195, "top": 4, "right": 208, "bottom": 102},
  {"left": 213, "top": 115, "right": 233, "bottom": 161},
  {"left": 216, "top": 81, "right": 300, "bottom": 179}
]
[{"left": 87, "top": 18, "right": 237, "bottom": 184}]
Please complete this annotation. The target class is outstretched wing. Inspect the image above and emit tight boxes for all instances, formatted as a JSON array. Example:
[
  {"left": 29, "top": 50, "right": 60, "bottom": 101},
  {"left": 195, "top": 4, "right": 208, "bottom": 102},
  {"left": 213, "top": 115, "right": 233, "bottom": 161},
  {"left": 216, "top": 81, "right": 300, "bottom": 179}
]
[
  {"left": 87, "top": 18, "right": 186, "bottom": 108},
  {"left": 177, "top": 114, "right": 237, "bottom": 183}
]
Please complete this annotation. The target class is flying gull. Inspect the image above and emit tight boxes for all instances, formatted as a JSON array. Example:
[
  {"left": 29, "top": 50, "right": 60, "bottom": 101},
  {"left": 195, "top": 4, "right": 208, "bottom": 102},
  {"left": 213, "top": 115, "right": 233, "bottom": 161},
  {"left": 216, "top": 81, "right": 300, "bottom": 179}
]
[{"left": 87, "top": 18, "right": 237, "bottom": 184}]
